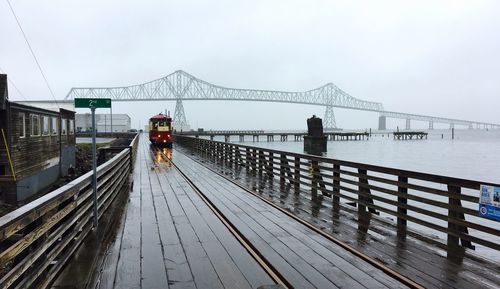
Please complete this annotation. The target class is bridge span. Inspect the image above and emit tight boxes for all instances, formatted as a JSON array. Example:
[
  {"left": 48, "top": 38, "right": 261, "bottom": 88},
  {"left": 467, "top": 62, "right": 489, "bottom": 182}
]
[{"left": 62, "top": 70, "right": 500, "bottom": 130}]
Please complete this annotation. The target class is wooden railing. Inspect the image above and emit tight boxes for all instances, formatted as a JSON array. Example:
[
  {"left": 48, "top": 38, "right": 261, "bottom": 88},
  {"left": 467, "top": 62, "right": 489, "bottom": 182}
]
[
  {"left": 0, "top": 133, "right": 139, "bottom": 289},
  {"left": 175, "top": 135, "right": 500, "bottom": 256}
]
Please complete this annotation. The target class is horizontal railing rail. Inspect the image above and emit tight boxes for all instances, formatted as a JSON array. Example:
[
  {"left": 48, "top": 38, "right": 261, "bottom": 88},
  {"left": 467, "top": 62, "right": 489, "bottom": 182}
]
[
  {"left": 174, "top": 135, "right": 500, "bottom": 257},
  {"left": 0, "top": 133, "right": 138, "bottom": 289}
]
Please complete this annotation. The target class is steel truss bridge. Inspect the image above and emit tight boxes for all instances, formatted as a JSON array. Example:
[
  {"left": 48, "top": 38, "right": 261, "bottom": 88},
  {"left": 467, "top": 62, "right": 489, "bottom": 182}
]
[{"left": 64, "top": 70, "right": 500, "bottom": 130}]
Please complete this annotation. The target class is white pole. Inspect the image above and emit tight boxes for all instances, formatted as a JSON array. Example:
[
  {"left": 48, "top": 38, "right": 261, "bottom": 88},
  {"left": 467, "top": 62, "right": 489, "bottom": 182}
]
[{"left": 110, "top": 107, "right": 113, "bottom": 137}]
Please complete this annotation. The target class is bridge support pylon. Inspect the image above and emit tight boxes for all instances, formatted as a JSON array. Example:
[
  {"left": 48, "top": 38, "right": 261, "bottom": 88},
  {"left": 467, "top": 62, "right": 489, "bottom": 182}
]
[
  {"left": 405, "top": 119, "right": 411, "bottom": 130},
  {"left": 324, "top": 105, "right": 337, "bottom": 131},
  {"left": 173, "top": 99, "right": 190, "bottom": 131}
]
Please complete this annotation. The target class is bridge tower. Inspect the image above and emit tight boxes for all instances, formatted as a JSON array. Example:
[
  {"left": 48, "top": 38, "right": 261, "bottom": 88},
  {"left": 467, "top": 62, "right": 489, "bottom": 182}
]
[
  {"left": 173, "top": 99, "right": 189, "bottom": 131},
  {"left": 323, "top": 106, "right": 337, "bottom": 131},
  {"left": 172, "top": 71, "right": 190, "bottom": 131}
]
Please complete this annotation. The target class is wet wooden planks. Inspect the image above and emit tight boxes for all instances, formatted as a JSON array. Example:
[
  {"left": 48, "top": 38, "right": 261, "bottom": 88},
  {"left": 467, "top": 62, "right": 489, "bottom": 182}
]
[
  {"left": 104, "top": 136, "right": 273, "bottom": 289},
  {"left": 172, "top": 149, "right": 409, "bottom": 289},
  {"left": 231, "top": 159, "right": 500, "bottom": 289},
  {"left": 177, "top": 146, "right": 500, "bottom": 289}
]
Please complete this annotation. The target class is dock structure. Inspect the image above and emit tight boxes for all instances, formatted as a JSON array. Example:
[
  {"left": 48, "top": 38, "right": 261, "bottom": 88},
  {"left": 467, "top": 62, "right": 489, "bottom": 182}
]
[
  {"left": 183, "top": 130, "right": 370, "bottom": 142},
  {"left": 1, "top": 133, "right": 500, "bottom": 289},
  {"left": 393, "top": 131, "right": 428, "bottom": 140}
]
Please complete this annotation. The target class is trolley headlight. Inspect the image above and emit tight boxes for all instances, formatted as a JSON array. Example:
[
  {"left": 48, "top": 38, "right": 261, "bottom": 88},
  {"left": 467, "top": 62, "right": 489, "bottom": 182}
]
[
  {"left": 158, "top": 134, "right": 160, "bottom": 138},
  {"left": 163, "top": 140, "right": 166, "bottom": 143}
]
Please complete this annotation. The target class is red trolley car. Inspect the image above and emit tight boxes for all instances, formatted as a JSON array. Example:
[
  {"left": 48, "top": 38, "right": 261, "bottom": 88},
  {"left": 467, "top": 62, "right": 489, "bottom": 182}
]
[{"left": 149, "top": 113, "right": 173, "bottom": 147}]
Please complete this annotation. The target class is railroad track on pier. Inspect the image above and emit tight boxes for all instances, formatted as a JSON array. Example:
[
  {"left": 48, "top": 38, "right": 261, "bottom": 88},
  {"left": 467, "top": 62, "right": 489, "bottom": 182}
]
[
  {"left": 154, "top": 146, "right": 424, "bottom": 289},
  {"left": 152, "top": 146, "right": 292, "bottom": 289}
]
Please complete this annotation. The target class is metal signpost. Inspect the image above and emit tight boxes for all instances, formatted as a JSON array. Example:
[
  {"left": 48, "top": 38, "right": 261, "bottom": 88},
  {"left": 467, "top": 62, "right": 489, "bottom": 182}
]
[
  {"left": 479, "top": 185, "right": 500, "bottom": 221},
  {"left": 74, "top": 98, "right": 112, "bottom": 228}
]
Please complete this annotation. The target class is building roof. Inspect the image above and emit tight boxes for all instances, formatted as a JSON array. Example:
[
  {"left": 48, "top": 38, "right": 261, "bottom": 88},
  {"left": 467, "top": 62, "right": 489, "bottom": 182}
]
[{"left": 14, "top": 100, "right": 75, "bottom": 112}]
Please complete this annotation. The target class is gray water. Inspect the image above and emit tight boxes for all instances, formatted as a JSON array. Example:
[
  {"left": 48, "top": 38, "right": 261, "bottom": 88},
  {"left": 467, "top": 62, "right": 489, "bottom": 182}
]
[{"left": 209, "top": 129, "right": 500, "bottom": 261}]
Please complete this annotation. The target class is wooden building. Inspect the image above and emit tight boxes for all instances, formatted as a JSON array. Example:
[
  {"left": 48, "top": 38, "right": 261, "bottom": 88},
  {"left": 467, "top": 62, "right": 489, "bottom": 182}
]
[{"left": 0, "top": 74, "right": 75, "bottom": 204}]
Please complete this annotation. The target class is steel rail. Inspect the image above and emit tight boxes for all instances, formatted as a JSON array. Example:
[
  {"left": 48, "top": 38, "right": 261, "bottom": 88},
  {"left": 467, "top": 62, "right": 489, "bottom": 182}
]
[
  {"left": 173, "top": 146, "right": 425, "bottom": 289},
  {"left": 152, "top": 147, "right": 292, "bottom": 289}
]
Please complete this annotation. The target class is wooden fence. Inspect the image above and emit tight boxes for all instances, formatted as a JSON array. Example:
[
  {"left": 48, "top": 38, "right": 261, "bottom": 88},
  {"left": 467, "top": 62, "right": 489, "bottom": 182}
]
[
  {"left": 175, "top": 135, "right": 500, "bottom": 257},
  {"left": 0, "top": 134, "right": 139, "bottom": 289}
]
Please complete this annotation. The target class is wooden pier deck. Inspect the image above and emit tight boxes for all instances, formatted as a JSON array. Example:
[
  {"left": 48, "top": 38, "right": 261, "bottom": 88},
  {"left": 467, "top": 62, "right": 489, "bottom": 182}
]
[
  {"left": 172, "top": 136, "right": 500, "bottom": 289},
  {"left": 53, "top": 135, "right": 410, "bottom": 289},
  {"left": 393, "top": 131, "right": 428, "bottom": 140},
  {"left": 50, "top": 134, "right": 500, "bottom": 289}
]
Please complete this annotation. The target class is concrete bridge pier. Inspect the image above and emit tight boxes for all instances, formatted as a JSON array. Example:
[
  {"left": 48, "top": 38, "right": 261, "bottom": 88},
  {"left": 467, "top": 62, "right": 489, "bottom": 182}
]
[
  {"left": 378, "top": 115, "right": 386, "bottom": 130},
  {"left": 405, "top": 119, "right": 411, "bottom": 130},
  {"left": 429, "top": 121, "right": 434, "bottom": 130}
]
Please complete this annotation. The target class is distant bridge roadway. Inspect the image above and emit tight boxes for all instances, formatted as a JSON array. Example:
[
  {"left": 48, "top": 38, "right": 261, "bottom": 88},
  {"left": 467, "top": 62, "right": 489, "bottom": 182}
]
[{"left": 43, "top": 70, "right": 500, "bottom": 130}]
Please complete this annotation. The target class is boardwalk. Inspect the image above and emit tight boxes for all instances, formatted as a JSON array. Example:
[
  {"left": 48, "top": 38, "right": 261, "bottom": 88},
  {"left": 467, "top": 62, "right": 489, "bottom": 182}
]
[
  {"left": 54, "top": 135, "right": 410, "bottom": 289},
  {"left": 96, "top": 141, "right": 273, "bottom": 289},
  {"left": 51, "top": 134, "right": 500, "bottom": 289},
  {"left": 173, "top": 138, "right": 500, "bottom": 289}
]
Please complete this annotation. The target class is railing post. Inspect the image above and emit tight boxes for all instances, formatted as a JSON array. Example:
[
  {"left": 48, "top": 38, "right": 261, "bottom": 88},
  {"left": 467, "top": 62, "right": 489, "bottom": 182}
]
[
  {"left": 231, "top": 145, "right": 236, "bottom": 167},
  {"left": 294, "top": 157, "right": 300, "bottom": 192},
  {"left": 245, "top": 147, "right": 250, "bottom": 171},
  {"left": 280, "top": 154, "right": 286, "bottom": 186},
  {"left": 217, "top": 142, "right": 221, "bottom": 163},
  {"left": 252, "top": 149, "right": 257, "bottom": 175},
  {"left": 235, "top": 146, "right": 241, "bottom": 166},
  {"left": 311, "top": 160, "right": 328, "bottom": 197},
  {"left": 397, "top": 176, "right": 408, "bottom": 238},
  {"left": 258, "top": 150, "right": 264, "bottom": 178},
  {"left": 211, "top": 142, "right": 215, "bottom": 161},
  {"left": 447, "top": 184, "right": 461, "bottom": 256},
  {"left": 224, "top": 143, "right": 228, "bottom": 166},
  {"left": 128, "top": 146, "right": 133, "bottom": 172},
  {"left": 358, "top": 169, "right": 377, "bottom": 215},
  {"left": 447, "top": 185, "right": 474, "bottom": 256},
  {"left": 333, "top": 164, "right": 340, "bottom": 215},
  {"left": 207, "top": 141, "right": 211, "bottom": 160},
  {"left": 267, "top": 152, "right": 274, "bottom": 181},
  {"left": 311, "top": 160, "right": 318, "bottom": 197}
]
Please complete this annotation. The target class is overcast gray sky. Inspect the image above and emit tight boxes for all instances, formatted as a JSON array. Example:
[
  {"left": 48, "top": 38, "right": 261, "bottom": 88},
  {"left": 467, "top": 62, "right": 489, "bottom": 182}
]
[{"left": 1, "top": 0, "right": 499, "bottom": 130}]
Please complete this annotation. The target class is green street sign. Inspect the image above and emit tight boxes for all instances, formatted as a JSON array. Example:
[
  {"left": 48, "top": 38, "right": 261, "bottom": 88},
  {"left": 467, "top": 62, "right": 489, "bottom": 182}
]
[{"left": 74, "top": 98, "right": 112, "bottom": 108}]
